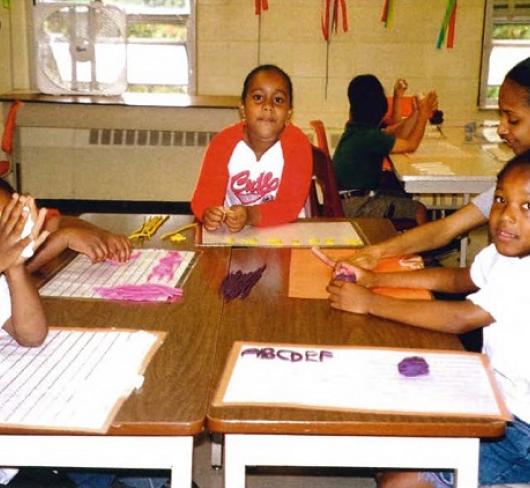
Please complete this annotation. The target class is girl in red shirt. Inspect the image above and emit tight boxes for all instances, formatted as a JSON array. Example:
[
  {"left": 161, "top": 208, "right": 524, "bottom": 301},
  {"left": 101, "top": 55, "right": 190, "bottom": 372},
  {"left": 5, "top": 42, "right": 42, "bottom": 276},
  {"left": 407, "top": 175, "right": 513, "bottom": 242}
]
[{"left": 191, "top": 64, "right": 313, "bottom": 233}]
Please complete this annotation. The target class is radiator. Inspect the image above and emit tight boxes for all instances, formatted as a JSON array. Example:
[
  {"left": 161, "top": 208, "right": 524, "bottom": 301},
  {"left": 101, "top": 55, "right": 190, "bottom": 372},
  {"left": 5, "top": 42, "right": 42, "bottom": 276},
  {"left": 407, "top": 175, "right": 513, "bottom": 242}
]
[{"left": 16, "top": 126, "right": 216, "bottom": 201}]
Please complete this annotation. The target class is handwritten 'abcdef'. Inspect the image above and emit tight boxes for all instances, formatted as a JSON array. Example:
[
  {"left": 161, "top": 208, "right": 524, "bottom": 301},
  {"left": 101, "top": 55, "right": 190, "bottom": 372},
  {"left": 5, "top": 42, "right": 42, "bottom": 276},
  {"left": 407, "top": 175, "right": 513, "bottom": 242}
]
[{"left": 241, "top": 347, "right": 333, "bottom": 363}]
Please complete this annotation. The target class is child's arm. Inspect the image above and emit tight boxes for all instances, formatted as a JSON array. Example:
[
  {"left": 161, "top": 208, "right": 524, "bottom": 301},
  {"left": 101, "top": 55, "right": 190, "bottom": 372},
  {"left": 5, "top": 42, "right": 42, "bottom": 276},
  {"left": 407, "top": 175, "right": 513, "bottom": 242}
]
[
  {"left": 390, "top": 91, "right": 438, "bottom": 154},
  {"left": 27, "top": 215, "right": 132, "bottom": 272},
  {"left": 344, "top": 262, "right": 477, "bottom": 295},
  {"left": 2, "top": 264, "right": 47, "bottom": 347},
  {"left": 327, "top": 281, "right": 492, "bottom": 334},
  {"left": 0, "top": 195, "right": 47, "bottom": 346},
  {"left": 391, "top": 79, "right": 407, "bottom": 125},
  {"left": 343, "top": 201, "right": 487, "bottom": 269}
]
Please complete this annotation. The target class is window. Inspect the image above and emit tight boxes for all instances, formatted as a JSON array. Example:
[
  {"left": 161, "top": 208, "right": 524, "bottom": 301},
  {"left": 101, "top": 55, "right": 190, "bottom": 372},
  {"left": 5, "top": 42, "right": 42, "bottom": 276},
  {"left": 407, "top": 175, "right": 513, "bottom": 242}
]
[
  {"left": 481, "top": 0, "right": 530, "bottom": 107},
  {"left": 33, "top": 0, "right": 195, "bottom": 94}
]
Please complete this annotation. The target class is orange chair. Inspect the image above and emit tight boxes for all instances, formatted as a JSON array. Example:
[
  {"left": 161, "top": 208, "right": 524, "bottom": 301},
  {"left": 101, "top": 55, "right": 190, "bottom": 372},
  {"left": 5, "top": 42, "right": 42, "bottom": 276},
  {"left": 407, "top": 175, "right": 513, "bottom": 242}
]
[
  {"left": 382, "top": 96, "right": 414, "bottom": 127},
  {"left": 309, "top": 146, "right": 344, "bottom": 218},
  {"left": 0, "top": 101, "right": 23, "bottom": 177}
]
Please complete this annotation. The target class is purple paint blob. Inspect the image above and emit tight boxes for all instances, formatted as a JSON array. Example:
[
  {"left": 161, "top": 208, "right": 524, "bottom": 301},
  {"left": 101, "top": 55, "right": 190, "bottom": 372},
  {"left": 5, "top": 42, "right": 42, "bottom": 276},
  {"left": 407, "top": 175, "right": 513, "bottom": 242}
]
[{"left": 398, "top": 356, "right": 429, "bottom": 377}]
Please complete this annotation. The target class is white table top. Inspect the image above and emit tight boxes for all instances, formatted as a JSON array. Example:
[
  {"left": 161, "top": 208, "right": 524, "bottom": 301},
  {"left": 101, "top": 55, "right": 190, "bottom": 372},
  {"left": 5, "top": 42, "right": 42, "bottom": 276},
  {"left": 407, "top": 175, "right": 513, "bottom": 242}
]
[{"left": 391, "top": 127, "right": 512, "bottom": 195}]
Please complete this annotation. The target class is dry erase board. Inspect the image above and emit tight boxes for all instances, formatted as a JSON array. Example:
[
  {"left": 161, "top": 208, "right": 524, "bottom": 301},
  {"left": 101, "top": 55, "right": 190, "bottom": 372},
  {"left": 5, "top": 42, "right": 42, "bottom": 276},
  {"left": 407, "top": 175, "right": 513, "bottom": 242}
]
[{"left": 213, "top": 342, "right": 510, "bottom": 420}]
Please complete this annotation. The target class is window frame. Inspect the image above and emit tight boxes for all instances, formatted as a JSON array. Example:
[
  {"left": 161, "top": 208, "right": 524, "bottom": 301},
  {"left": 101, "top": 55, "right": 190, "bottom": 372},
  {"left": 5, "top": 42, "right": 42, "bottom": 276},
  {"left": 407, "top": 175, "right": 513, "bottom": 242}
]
[
  {"left": 29, "top": 0, "right": 197, "bottom": 95},
  {"left": 480, "top": 0, "right": 530, "bottom": 108}
]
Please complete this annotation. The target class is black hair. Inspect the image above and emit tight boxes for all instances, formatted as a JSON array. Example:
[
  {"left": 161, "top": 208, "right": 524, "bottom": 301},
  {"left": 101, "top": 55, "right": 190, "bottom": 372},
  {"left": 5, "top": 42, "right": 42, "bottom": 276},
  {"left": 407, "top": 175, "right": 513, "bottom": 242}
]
[
  {"left": 498, "top": 149, "right": 530, "bottom": 182},
  {"left": 505, "top": 57, "right": 530, "bottom": 105},
  {"left": 241, "top": 64, "right": 293, "bottom": 107},
  {"left": 0, "top": 178, "right": 15, "bottom": 195},
  {"left": 347, "top": 74, "right": 388, "bottom": 126}
]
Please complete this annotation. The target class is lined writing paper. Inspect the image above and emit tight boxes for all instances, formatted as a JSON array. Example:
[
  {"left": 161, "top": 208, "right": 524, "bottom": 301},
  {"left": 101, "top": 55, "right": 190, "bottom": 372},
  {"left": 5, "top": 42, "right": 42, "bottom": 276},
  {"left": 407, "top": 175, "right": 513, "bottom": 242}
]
[
  {"left": 40, "top": 249, "right": 196, "bottom": 300},
  {"left": 0, "top": 328, "right": 164, "bottom": 433}
]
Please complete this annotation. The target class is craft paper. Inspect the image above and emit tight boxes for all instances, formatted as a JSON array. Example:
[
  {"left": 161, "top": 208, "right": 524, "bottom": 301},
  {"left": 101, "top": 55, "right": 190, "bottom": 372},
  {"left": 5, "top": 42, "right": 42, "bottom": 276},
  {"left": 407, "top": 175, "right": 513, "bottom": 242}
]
[
  {"left": 214, "top": 342, "right": 511, "bottom": 420},
  {"left": 288, "top": 248, "right": 430, "bottom": 300},
  {"left": 0, "top": 327, "right": 165, "bottom": 433},
  {"left": 411, "top": 162, "right": 455, "bottom": 176},
  {"left": 201, "top": 221, "right": 363, "bottom": 248},
  {"left": 40, "top": 249, "right": 196, "bottom": 301}
]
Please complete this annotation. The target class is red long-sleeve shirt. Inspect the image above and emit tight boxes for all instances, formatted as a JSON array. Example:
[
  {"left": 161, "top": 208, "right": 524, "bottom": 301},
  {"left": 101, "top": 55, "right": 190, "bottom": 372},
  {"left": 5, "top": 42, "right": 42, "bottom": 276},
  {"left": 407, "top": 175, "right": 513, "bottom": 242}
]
[{"left": 191, "top": 122, "right": 312, "bottom": 227}]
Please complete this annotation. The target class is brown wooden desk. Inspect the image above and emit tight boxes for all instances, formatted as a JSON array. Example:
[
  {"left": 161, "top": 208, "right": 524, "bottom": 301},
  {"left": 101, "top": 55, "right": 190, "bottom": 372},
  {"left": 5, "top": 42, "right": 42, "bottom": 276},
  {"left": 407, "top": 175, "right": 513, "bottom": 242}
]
[
  {"left": 0, "top": 216, "right": 505, "bottom": 488},
  {"left": 205, "top": 219, "right": 505, "bottom": 488},
  {"left": 0, "top": 215, "right": 227, "bottom": 488}
]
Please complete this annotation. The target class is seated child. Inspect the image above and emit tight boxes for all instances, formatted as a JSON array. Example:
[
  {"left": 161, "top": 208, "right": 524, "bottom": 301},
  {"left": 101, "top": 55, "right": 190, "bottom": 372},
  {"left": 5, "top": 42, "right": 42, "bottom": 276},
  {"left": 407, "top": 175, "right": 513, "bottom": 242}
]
[
  {"left": 191, "top": 64, "right": 313, "bottom": 233},
  {"left": 333, "top": 74, "right": 437, "bottom": 223},
  {"left": 327, "top": 150, "right": 530, "bottom": 487},
  {"left": 0, "top": 192, "right": 48, "bottom": 346},
  {"left": 0, "top": 179, "right": 132, "bottom": 272}
]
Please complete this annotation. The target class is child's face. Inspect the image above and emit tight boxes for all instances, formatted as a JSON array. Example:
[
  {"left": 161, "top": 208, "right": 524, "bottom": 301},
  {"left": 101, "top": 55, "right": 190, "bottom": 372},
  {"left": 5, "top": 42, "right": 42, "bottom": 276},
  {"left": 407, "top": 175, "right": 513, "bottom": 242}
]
[
  {"left": 240, "top": 70, "right": 292, "bottom": 145},
  {"left": 490, "top": 165, "right": 530, "bottom": 258},
  {"left": 498, "top": 78, "right": 530, "bottom": 155}
]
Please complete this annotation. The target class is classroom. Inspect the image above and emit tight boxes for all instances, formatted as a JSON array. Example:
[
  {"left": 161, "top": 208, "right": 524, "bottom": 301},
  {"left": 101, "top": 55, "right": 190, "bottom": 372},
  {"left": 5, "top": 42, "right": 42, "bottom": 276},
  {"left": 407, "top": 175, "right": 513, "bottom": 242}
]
[{"left": 0, "top": 1, "right": 527, "bottom": 488}]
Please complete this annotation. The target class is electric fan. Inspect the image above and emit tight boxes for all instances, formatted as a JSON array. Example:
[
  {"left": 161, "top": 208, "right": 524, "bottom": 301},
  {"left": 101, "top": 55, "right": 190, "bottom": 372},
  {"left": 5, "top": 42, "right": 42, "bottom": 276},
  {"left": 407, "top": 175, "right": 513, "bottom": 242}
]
[{"left": 33, "top": 2, "right": 127, "bottom": 95}]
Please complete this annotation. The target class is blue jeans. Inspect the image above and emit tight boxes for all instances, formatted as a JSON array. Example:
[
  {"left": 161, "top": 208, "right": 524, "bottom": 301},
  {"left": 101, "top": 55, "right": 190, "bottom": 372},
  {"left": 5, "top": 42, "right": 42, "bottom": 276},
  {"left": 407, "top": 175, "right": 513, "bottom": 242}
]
[
  {"left": 419, "top": 416, "right": 530, "bottom": 487},
  {"left": 479, "top": 416, "right": 530, "bottom": 484},
  {"left": 66, "top": 472, "right": 167, "bottom": 488}
]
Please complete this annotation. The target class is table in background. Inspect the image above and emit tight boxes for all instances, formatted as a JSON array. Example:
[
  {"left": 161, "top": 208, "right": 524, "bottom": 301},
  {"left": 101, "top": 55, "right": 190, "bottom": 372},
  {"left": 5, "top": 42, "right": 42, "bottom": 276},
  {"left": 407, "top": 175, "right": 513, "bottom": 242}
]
[
  {"left": 206, "top": 220, "right": 505, "bottom": 488},
  {"left": 0, "top": 215, "right": 228, "bottom": 488},
  {"left": 391, "top": 127, "right": 511, "bottom": 266}
]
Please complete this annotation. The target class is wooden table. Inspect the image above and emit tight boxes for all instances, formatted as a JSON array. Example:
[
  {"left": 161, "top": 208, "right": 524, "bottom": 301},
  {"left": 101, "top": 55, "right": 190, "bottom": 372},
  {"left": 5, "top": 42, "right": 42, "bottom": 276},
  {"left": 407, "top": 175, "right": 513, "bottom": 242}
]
[
  {"left": 1, "top": 215, "right": 505, "bottom": 487},
  {"left": 206, "top": 221, "right": 505, "bottom": 488},
  {"left": 391, "top": 127, "right": 511, "bottom": 266},
  {"left": 0, "top": 215, "right": 228, "bottom": 488}
]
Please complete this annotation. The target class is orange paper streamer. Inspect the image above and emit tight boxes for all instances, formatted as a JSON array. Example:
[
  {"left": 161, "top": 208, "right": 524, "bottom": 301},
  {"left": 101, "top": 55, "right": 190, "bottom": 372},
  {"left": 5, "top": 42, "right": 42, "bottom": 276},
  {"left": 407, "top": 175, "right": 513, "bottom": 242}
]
[{"left": 254, "top": 0, "right": 268, "bottom": 15}]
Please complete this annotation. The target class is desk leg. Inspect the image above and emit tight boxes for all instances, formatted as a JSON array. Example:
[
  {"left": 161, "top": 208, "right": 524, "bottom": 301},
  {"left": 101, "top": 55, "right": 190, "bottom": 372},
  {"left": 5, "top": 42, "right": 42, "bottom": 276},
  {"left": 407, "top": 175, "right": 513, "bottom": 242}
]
[
  {"left": 459, "top": 193, "right": 471, "bottom": 268},
  {"left": 224, "top": 435, "right": 247, "bottom": 488},
  {"left": 223, "top": 434, "right": 479, "bottom": 488},
  {"left": 210, "top": 433, "right": 224, "bottom": 469},
  {"left": 0, "top": 435, "right": 193, "bottom": 488}
]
